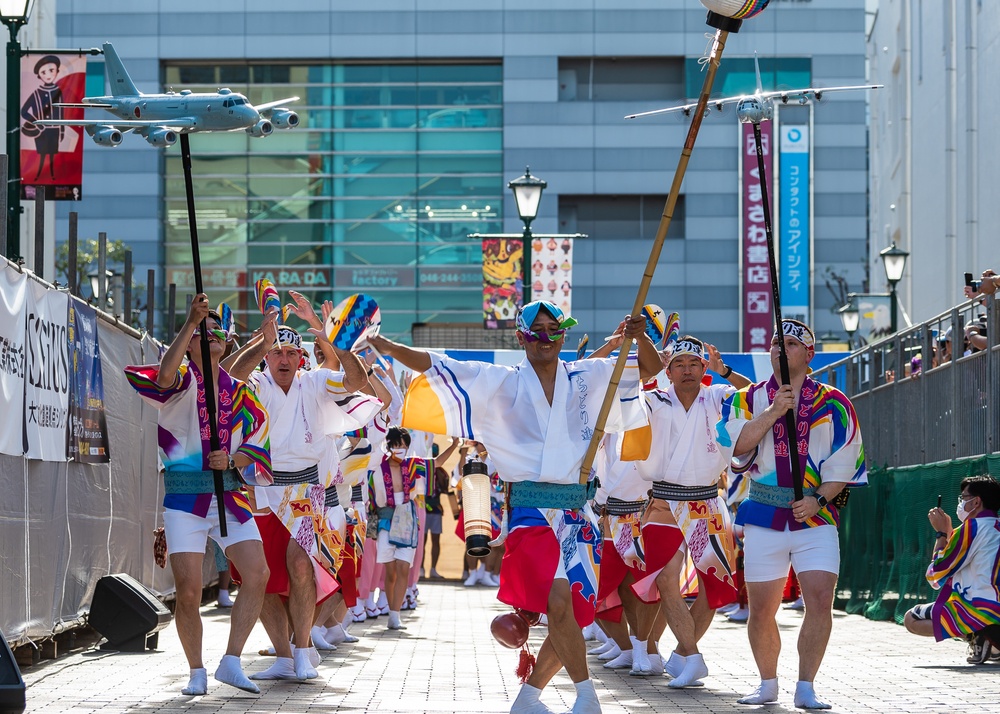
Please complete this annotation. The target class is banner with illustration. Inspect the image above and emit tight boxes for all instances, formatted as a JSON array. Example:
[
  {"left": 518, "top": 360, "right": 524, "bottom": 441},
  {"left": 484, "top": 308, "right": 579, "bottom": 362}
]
[
  {"left": 528, "top": 236, "right": 573, "bottom": 315},
  {"left": 67, "top": 298, "right": 111, "bottom": 463},
  {"left": 482, "top": 238, "right": 523, "bottom": 329},
  {"left": 740, "top": 121, "right": 775, "bottom": 352},
  {"left": 24, "top": 281, "right": 70, "bottom": 461},
  {"left": 0, "top": 265, "right": 28, "bottom": 456},
  {"left": 20, "top": 52, "right": 87, "bottom": 200}
]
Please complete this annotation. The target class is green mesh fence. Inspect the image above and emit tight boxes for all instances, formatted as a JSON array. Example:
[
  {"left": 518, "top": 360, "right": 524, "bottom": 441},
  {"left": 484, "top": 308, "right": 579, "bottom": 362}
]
[{"left": 836, "top": 454, "right": 1000, "bottom": 622}]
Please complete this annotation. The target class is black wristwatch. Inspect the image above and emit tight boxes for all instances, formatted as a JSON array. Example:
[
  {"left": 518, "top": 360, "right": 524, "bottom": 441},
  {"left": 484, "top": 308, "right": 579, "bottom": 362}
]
[
  {"left": 720, "top": 364, "right": 733, "bottom": 379},
  {"left": 228, "top": 457, "right": 237, "bottom": 471},
  {"left": 815, "top": 494, "right": 829, "bottom": 509}
]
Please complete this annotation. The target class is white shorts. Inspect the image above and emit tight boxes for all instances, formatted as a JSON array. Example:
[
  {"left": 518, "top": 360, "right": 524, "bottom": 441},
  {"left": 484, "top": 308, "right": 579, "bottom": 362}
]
[
  {"left": 163, "top": 500, "right": 261, "bottom": 556},
  {"left": 743, "top": 524, "right": 840, "bottom": 583},
  {"left": 376, "top": 529, "right": 416, "bottom": 566}
]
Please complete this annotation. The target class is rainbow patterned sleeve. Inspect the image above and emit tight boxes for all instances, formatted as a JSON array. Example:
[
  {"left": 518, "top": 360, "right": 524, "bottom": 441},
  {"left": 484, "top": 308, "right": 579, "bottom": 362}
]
[
  {"left": 813, "top": 386, "right": 867, "bottom": 486},
  {"left": 232, "top": 382, "right": 272, "bottom": 483},
  {"left": 716, "top": 387, "right": 754, "bottom": 450},
  {"left": 123, "top": 364, "right": 186, "bottom": 404},
  {"left": 927, "top": 520, "right": 977, "bottom": 590}
]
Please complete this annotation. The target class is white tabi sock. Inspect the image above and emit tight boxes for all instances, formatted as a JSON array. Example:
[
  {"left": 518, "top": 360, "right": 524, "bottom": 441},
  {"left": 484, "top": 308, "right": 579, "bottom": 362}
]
[
  {"left": 663, "top": 651, "right": 686, "bottom": 678},
  {"left": 214, "top": 655, "right": 260, "bottom": 694},
  {"left": 794, "top": 680, "right": 831, "bottom": 710},
  {"left": 596, "top": 643, "right": 622, "bottom": 661},
  {"left": 588, "top": 639, "right": 615, "bottom": 657},
  {"left": 510, "top": 683, "right": 555, "bottom": 714},
  {"left": 602, "top": 648, "right": 633, "bottom": 669},
  {"left": 667, "top": 652, "right": 707, "bottom": 688},
  {"left": 738, "top": 678, "right": 779, "bottom": 705},
  {"left": 181, "top": 668, "right": 207, "bottom": 696},
  {"left": 293, "top": 647, "right": 318, "bottom": 680},
  {"left": 387, "top": 610, "right": 406, "bottom": 630},
  {"left": 249, "top": 657, "right": 297, "bottom": 681},
  {"left": 311, "top": 625, "right": 337, "bottom": 651},
  {"left": 571, "top": 679, "right": 602, "bottom": 714},
  {"left": 629, "top": 637, "right": 652, "bottom": 675}
]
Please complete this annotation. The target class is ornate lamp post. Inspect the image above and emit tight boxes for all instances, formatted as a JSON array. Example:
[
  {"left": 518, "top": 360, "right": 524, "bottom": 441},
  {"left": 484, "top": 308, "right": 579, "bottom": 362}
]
[
  {"left": 879, "top": 242, "right": 909, "bottom": 333},
  {"left": 507, "top": 166, "right": 546, "bottom": 303},
  {"left": 1, "top": 0, "right": 35, "bottom": 260}
]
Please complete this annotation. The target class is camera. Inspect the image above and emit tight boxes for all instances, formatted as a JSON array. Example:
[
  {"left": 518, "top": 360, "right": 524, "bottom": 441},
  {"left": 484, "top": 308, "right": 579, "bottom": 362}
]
[{"left": 965, "top": 272, "right": 981, "bottom": 291}]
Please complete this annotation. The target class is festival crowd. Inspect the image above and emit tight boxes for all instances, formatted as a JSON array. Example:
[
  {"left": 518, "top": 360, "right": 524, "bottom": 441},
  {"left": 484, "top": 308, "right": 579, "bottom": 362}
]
[{"left": 125, "top": 290, "right": 1000, "bottom": 712}]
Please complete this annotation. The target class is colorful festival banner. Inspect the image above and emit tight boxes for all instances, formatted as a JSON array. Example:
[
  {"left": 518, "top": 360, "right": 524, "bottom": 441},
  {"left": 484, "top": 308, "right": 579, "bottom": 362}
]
[
  {"left": 20, "top": 53, "right": 87, "bottom": 200},
  {"left": 67, "top": 299, "right": 110, "bottom": 463},
  {"left": 740, "top": 121, "right": 775, "bottom": 352},
  {"left": 779, "top": 123, "right": 811, "bottom": 324},
  {"left": 24, "top": 281, "right": 70, "bottom": 461},
  {"left": 482, "top": 238, "right": 523, "bottom": 329},
  {"left": 0, "top": 265, "right": 28, "bottom": 456},
  {"left": 529, "top": 236, "right": 573, "bottom": 316}
]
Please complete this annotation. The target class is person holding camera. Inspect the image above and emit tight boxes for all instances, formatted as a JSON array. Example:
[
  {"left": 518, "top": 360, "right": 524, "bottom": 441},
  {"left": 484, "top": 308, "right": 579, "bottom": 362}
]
[{"left": 903, "top": 476, "right": 1000, "bottom": 663}]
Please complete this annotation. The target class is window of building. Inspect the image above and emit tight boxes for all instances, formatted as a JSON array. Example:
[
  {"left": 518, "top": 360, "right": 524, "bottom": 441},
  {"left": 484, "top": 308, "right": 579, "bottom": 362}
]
[
  {"left": 684, "top": 57, "right": 811, "bottom": 97},
  {"left": 162, "top": 61, "right": 503, "bottom": 340},
  {"left": 558, "top": 57, "right": 685, "bottom": 102},
  {"left": 558, "top": 194, "right": 684, "bottom": 240}
]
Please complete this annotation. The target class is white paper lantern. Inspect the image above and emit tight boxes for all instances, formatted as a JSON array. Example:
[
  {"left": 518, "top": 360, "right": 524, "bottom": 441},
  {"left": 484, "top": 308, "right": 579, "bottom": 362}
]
[{"left": 700, "top": 0, "right": 771, "bottom": 20}]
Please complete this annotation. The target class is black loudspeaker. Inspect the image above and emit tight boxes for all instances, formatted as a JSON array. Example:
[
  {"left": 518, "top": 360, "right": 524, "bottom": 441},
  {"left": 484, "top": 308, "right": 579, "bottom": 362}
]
[
  {"left": 0, "top": 629, "right": 25, "bottom": 714},
  {"left": 89, "top": 574, "right": 172, "bottom": 652}
]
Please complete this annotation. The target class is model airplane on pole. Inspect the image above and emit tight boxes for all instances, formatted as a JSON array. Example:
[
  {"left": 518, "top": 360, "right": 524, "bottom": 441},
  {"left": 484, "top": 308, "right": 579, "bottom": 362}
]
[
  {"left": 625, "top": 53, "right": 881, "bottom": 121},
  {"left": 33, "top": 42, "right": 299, "bottom": 147}
]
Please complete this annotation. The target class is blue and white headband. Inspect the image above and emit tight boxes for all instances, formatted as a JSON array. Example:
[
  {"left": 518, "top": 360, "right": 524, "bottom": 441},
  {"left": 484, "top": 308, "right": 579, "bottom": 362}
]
[{"left": 515, "top": 300, "right": 578, "bottom": 333}]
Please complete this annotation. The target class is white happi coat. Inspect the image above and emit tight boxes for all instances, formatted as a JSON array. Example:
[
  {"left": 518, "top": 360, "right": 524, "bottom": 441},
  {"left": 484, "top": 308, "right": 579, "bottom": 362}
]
[
  {"left": 637, "top": 383, "right": 736, "bottom": 486},
  {"left": 596, "top": 431, "right": 649, "bottom": 503},
  {"left": 402, "top": 353, "right": 646, "bottom": 485},
  {"left": 249, "top": 368, "right": 382, "bottom": 494}
]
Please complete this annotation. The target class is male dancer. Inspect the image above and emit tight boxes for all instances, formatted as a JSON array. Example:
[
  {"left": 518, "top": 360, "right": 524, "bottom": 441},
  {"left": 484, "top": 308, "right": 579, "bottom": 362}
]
[
  {"left": 632, "top": 336, "right": 749, "bottom": 687},
  {"left": 125, "top": 295, "right": 271, "bottom": 695},
  {"left": 239, "top": 319, "right": 381, "bottom": 681},
  {"left": 371, "top": 300, "right": 659, "bottom": 714},
  {"left": 718, "top": 320, "right": 866, "bottom": 710}
]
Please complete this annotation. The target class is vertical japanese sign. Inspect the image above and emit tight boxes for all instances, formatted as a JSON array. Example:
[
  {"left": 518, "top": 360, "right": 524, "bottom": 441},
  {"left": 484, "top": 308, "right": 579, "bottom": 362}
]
[
  {"left": 529, "top": 236, "right": 573, "bottom": 315},
  {"left": 482, "top": 238, "right": 523, "bottom": 329},
  {"left": 67, "top": 299, "right": 111, "bottom": 463},
  {"left": 740, "top": 121, "right": 774, "bottom": 352},
  {"left": 24, "top": 281, "right": 70, "bottom": 461},
  {"left": 20, "top": 53, "right": 87, "bottom": 200},
  {"left": 779, "top": 124, "right": 811, "bottom": 323}
]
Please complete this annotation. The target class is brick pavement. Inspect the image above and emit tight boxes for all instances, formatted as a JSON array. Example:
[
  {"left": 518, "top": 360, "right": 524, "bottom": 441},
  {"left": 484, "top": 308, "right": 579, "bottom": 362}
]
[{"left": 21, "top": 581, "right": 999, "bottom": 713}]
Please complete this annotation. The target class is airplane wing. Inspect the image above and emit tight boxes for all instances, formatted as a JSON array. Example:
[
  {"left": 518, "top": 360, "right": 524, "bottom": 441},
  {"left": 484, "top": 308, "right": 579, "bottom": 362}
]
[
  {"left": 254, "top": 96, "right": 300, "bottom": 113},
  {"left": 52, "top": 102, "right": 115, "bottom": 108},
  {"left": 34, "top": 118, "right": 199, "bottom": 129},
  {"left": 625, "top": 84, "right": 883, "bottom": 120}
]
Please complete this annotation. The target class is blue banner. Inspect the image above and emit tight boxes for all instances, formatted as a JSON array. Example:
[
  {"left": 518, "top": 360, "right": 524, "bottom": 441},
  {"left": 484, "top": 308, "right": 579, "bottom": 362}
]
[
  {"left": 67, "top": 298, "right": 110, "bottom": 463},
  {"left": 779, "top": 124, "right": 810, "bottom": 323}
]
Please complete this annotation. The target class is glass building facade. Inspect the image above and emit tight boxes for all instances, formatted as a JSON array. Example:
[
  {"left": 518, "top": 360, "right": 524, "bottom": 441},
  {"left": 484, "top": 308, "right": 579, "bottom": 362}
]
[{"left": 162, "top": 62, "right": 503, "bottom": 338}]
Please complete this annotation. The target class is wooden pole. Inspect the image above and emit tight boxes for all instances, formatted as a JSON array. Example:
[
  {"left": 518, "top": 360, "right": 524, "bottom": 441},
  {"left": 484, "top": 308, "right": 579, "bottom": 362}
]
[
  {"left": 33, "top": 191, "right": 44, "bottom": 279},
  {"left": 167, "top": 282, "right": 177, "bottom": 339},
  {"left": 123, "top": 249, "right": 133, "bottom": 325},
  {"left": 67, "top": 212, "right": 78, "bottom": 296},
  {"left": 146, "top": 269, "right": 155, "bottom": 335},
  {"left": 97, "top": 232, "right": 107, "bottom": 311},
  {"left": 0, "top": 155, "right": 7, "bottom": 258},
  {"left": 578, "top": 24, "right": 734, "bottom": 484}
]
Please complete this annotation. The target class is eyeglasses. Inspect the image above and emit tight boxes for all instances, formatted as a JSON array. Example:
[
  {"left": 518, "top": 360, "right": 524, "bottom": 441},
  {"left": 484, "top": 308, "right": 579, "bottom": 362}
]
[
  {"left": 521, "top": 328, "right": 567, "bottom": 343},
  {"left": 958, "top": 493, "right": 976, "bottom": 503},
  {"left": 192, "top": 328, "right": 227, "bottom": 341}
]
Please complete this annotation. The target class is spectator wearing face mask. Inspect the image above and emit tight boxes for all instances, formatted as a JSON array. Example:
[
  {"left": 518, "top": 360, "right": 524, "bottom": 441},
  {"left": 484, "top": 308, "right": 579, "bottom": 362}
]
[{"left": 903, "top": 476, "right": 1000, "bottom": 663}]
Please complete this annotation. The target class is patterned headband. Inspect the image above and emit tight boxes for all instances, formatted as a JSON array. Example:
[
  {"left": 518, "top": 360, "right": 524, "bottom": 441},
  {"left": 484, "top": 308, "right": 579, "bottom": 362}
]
[
  {"left": 774, "top": 321, "right": 815, "bottom": 349},
  {"left": 515, "top": 300, "right": 578, "bottom": 333},
  {"left": 668, "top": 338, "right": 706, "bottom": 364},
  {"left": 276, "top": 326, "right": 302, "bottom": 349}
]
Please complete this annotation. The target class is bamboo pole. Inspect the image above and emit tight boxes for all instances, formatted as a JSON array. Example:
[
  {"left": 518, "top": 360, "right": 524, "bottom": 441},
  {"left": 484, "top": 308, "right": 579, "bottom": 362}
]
[{"left": 578, "top": 22, "right": 735, "bottom": 484}]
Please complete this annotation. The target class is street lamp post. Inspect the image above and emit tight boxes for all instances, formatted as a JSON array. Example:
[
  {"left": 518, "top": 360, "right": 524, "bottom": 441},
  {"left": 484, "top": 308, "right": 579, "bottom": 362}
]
[
  {"left": 879, "top": 242, "right": 909, "bottom": 334},
  {"left": 837, "top": 294, "right": 860, "bottom": 349},
  {"left": 1, "top": 0, "right": 35, "bottom": 261},
  {"left": 507, "top": 166, "right": 546, "bottom": 303}
]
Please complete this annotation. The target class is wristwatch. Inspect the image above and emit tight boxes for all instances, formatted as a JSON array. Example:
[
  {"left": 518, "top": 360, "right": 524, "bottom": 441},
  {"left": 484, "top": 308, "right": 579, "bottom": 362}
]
[
  {"left": 720, "top": 364, "right": 733, "bottom": 379},
  {"left": 815, "top": 494, "right": 829, "bottom": 509},
  {"left": 227, "top": 457, "right": 237, "bottom": 471}
]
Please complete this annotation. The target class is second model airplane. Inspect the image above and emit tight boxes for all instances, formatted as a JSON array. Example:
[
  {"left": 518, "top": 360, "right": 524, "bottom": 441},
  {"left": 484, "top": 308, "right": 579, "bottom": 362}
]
[{"left": 34, "top": 42, "right": 299, "bottom": 148}]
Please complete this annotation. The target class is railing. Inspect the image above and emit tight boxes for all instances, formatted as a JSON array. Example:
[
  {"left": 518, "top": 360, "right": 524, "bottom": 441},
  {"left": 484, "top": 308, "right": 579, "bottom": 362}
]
[{"left": 813, "top": 294, "right": 998, "bottom": 468}]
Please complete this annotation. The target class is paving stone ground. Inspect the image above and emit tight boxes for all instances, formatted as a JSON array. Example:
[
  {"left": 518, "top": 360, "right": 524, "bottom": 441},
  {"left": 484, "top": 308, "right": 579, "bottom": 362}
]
[{"left": 21, "top": 580, "right": 1000, "bottom": 713}]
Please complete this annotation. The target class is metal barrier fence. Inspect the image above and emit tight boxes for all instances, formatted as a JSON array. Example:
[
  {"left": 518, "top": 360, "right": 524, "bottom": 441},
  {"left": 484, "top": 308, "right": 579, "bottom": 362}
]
[{"left": 813, "top": 295, "right": 998, "bottom": 467}]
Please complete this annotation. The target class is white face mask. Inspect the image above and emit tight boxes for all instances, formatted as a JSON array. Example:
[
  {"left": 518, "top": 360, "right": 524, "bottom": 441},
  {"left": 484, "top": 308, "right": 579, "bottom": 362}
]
[
  {"left": 390, "top": 447, "right": 407, "bottom": 461},
  {"left": 957, "top": 499, "right": 972, "bottom": 522}
]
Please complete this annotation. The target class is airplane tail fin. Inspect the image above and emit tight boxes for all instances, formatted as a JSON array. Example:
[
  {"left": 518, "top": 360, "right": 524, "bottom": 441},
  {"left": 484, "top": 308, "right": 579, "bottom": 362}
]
[
  {"left": 754, "top": 52, "right": 763, "bottom": 95},
  {"left": 103, "top": 42, "right": 140, "bottom": 96}
]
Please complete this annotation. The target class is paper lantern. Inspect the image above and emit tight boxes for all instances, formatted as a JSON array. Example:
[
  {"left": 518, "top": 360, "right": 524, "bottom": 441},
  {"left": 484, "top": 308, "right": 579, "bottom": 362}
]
[
  {"left": 700, "top": 0, "right": 771, "bottom": 20},
  {"left": 461, "top": 460, "right": 493, "bottom": 557}
]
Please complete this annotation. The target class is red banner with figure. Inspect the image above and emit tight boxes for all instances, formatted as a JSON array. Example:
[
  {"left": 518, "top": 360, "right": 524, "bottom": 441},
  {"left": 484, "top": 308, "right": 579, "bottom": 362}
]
[
  {"left": 20, "top": 53, "right": 87, "bottom": 201},
  {"left": 740, "top": 121, "right": 774, "bottom": 352},
  {"left": 482, "top": 238, "right": 523, "bottom": 329}
]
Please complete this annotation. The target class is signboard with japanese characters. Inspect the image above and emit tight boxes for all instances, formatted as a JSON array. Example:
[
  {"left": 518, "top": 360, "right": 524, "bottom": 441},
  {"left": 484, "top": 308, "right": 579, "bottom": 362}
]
[
  {"left": 740, "top": 121, "right": 775, "bottom": 352},
  {"left": 779, "top": 123, "right": 811, "bottom": 324},
  {"left": 24, "top": 280, "right": 70, "bottom": 461}
]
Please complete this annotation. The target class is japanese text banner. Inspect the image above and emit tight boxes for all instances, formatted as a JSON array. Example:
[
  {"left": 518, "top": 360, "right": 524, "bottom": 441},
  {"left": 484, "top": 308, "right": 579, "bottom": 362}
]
[
  {"left": 741, "top": 121, "right": 775, "bottom": 352},
  {"left": 779, "top": 124, "right": 810, "bottom": 323}
]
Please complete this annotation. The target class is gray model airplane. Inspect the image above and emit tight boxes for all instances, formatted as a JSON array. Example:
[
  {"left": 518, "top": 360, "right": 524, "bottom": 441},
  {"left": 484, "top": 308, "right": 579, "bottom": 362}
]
[
  {"left": 625, "top": 53, "right": 881, "bottom": 122},
  {"left": 34, "top": 42, "right": 299, "bottom": 147}
]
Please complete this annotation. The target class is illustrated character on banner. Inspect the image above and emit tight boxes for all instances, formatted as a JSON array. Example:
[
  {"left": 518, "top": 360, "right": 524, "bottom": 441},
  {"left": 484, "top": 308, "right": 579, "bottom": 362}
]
[{"left": 21, "top": 55, "right": 65, "bottom": 181}]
